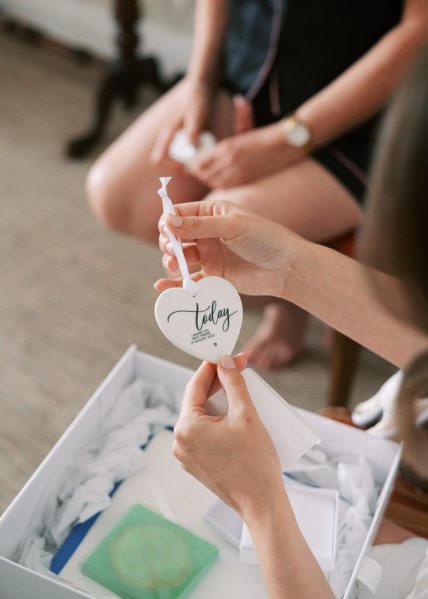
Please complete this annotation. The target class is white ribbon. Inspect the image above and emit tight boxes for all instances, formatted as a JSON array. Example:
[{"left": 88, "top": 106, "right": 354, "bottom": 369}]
[{"left": 157, "top": 177, "right": 198, "bottom": 297}]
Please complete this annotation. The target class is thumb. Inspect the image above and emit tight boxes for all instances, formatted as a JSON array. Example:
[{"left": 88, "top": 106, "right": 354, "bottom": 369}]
[
  {"left": 185, "top": 104, "right": 207, "bottom": 146},
  {"left": 185, "top": 116, "right": 201, "bottom": 147},
  {"left": 217, "top": 356, "right": 253, "bottom": 417},
  {"left": 182, "top": 361, "right": 217, "bottom": 414},
  {"left": 165, "top": 212, "right": 239, "bottom": 242}
]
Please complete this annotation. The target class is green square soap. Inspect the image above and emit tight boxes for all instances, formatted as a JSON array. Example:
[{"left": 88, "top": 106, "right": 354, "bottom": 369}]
[{"left": 81, "top": 504, "right": 219, "bottom": 599}]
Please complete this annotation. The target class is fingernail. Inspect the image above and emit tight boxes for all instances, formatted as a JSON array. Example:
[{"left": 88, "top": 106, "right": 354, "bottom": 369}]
[
  {"left": 162, "top": 254, "right": 171, "bottom": 269},
  {"left": 166, "top": 214, "right": 182, "bottom": 227},
  {"left": 220, "top": 355, "right": 236, "bottom": 369},
  {"left": 166, "top": 242, "right": 173, "bottom": 254}
]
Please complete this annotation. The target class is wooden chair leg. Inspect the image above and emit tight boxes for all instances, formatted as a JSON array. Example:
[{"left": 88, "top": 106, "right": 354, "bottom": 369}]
[{"left": 329, "top": 331, "right": 361, "bottom": 407}]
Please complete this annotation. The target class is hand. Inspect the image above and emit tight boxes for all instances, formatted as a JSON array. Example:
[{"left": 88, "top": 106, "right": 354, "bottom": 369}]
[
  {"left": 151, "top": 79, "right": 214, "bottom": 165},
  {"left": 155, "top": 199, "right": 301, "bottom": 299},
  {"left": 173, "top": 356, "right": 283, "bottom": 519},
  {"left": 190, "top": 123, "right": 304, "bottom": 188}
]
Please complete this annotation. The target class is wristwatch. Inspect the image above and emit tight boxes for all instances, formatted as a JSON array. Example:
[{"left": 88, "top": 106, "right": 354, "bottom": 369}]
[{"left": 282, "top": 114, "right": 313, "bottom": 154}]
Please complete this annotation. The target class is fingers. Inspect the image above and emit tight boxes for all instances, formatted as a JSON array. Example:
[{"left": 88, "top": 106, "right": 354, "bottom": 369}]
[
  {"left": 233, "top": 353, "right": 248, "bottom": 372},
  {"left": 159, "top": 233, "right": 199, "bottom": 261},
  {"left": 180, "top": 355, "right": 249, "bottom": 418},
  {"left": 192, "top": 147, "right": 217, "bottom": 171},
  {"left": 154, "top": 272, "right": 204, "bottom": 292},
  {"left": 151, "top": 122, "right": 181, "bottom": 165},
  {"left": 184, "top": 110, "right": 206, "bottom": 147},
  {"left": 161, "top": 245, "right": 200, "bottom": 274},
  {"left": 182, "top": 361, "right": 217, "bottom": 414},
  {"left": 161, "top": 212, "right": 240, "bottom": 243},
  {"left": 183, "top": 84, "right": 211, "bottom": 145},
  {"left": 196, "top": 166, "right": 237, "bottom": 190},
  {"left": 207, "top": 353, "right": 248, "bottom": 397},
  {"left": 217, "top": 356, "right": 254, "bottom": 418},
  {"left": 191, "top": 150, "right": 227, "bottom": 189},
  {"left": 157, "top": 198, "right": 239, "bottom": 233},
  {"left": 190, "top": 138, "right": 243, "bottom": 189}
]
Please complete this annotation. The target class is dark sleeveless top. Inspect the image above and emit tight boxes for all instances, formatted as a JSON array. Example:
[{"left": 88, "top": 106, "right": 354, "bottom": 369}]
[{"left": 223, "top": 0, "right": 404, "bottom": 203}]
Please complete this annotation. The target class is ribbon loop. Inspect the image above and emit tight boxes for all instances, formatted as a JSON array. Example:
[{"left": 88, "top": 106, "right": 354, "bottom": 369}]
[{"left": 157, "top": 177, "right": 198, "bottom": 297}]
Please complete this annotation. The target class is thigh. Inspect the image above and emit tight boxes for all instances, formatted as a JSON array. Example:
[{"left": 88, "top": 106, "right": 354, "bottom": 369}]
[
  {"left": 209, "top": 158, "right": 364, "bottom": 242},
  {"left": 92, "top": 81, "right": 235, "bottom": 241}
]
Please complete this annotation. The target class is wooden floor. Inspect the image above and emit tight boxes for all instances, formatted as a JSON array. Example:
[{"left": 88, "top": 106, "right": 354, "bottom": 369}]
[{"left": 0, "top": 34, "right": 395, "bottom": 515}]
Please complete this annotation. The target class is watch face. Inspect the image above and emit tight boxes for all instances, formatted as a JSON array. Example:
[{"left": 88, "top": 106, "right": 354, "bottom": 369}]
[{"left": 288, "top": 122, "right": 311, "bottom": 148}]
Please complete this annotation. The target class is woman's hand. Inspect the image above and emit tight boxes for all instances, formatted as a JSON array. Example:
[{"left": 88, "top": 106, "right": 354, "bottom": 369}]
[
  {"left": 176, "top": 356, "right": 336, "bottom": 599},
  {"left": 155, "top": 199, "right": 301, "bottom": 298},
  {"left": 190, "top": 123, "right": 304, "bottom": 188},
  {"left": 173, "top": 356, "right": 283, "bottom": 519},
  {"left": 150, "top": 79, "right": 214, "bottom": 165}
]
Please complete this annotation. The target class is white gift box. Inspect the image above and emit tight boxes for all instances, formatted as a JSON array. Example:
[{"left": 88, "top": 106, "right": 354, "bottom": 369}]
[{"left": 0, "top": 347, "right": 401, "bottom": 599}]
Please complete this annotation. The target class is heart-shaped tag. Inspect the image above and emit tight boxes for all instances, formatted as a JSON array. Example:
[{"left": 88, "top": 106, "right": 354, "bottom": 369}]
[{"left": 155, "top": 276, "right": 243, "bottom": 363}]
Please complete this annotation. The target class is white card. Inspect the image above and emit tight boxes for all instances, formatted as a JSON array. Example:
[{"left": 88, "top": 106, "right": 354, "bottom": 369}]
[
  {"left": 240, "top": 483, "right": 339, "bottom": 572},
  {"left": 207, "top": 368, "right": 320, "bottom": 468},
  {"left": 204, "top": 482, "right": 339, "bottom": 573},
  {"left": 155, "top": 276, "right": 243, "bottom": 363}
]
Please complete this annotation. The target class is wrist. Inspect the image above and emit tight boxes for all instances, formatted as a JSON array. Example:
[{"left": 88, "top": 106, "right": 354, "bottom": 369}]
[
  {"left": 272, "top": 229, "right": 308, "bottom": 301},
  {"left": 242, "top": 481, "right": 295, "bottom": 534},
  {"left": 185, "top": 73, "right": 218, "bottom": 96},
  {"left": 270, "top": 122, "right": 306, "bottom": 159},
  {"left": 259, "top": 122, "right": 307, "bottom": 170},
  {"left": 280, "top": 114, "right": 314, "bottom": 155},
  {"left": 278, "top": 236, "right": 318, "bottom": 307}
]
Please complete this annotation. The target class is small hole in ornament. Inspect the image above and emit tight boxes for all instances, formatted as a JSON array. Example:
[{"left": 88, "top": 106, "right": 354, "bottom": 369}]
[{"left": 214, "top": 343, "right": 217, "bottom": 346}]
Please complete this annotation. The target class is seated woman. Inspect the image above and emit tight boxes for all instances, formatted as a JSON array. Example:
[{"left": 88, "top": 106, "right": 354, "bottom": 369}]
[
  {"left": 87, "top": 0, "right": 428, "bottom": 369},
  {"left": 154, "top": 47, "right": 428, "bottom": 597}
]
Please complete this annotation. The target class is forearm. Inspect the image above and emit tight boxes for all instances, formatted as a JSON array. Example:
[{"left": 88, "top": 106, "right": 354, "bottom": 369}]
[
  {"left": 187, "top": 0, "right": 228, "bottom": 88},
  {"left": 233, "top": 7, "right": 428, "bottom": 167},
  {"left": 245, "top": 487, "right": 334, "bottom": 599},
  {"left": 283, "top": 240, "right": 428, "bottom": 367},
  {"left": 297, "top": 9, "right": 428, "bottom": 146}
]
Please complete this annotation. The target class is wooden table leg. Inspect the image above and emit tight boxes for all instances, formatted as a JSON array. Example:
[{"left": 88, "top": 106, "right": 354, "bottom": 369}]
[
  {"left": 329, "top": 331, "right": 361, "bottom": 407},
  {"left": 66, "top": 0, "right": 168, "bottom": 159}
]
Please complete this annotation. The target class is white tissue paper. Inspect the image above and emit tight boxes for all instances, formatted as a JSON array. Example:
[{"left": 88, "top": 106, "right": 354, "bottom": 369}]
[
  {"left": 169, "top": 129, "right": 216, "bottom": 167},
  {"left": 207, "top": 368, "right": 320, "bottom": 469},
  {"left": 17, "top": 378, "right": 181, "bottom": 575},
  {"left": 286, "top": 446, "right": 380, "bottom": 598}
]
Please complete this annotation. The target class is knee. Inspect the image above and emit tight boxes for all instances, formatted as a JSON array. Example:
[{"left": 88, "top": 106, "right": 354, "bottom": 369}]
[
  {"left": 86, "top": 158, "right": 160, "bottom": 243},
  {"left": 204, "top": 187, "right": 254, "bottom": 210},
  {"left": 86, "top": 156, "right": 126, "bottom": 231},
  {"left": 204, "top": 189, "right": 238, "bottom": 205}
]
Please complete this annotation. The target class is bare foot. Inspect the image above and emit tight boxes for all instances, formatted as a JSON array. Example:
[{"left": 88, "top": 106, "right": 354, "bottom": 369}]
[{"left": 243, "top": 302, "right": 308, "bottom": 369}]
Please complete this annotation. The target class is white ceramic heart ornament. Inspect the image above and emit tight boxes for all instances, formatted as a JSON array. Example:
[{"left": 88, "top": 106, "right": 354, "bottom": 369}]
[
  {"left": 155, "top": 177, "right": 243, "bottom": 362},
  {"left": 155, "top": 276, "right": 243, "bottom": 363}
]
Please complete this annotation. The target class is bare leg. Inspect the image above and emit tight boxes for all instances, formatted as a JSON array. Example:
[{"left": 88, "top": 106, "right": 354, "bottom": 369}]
[
  {"left": 206, "top": 159, "right": 364, "bottom": 368},
  {"left": 87, "top": 87, "right": 362, "bottom": 368},
  {"left": 86, "top": 80, "right": 234, "bottom": 243}
]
